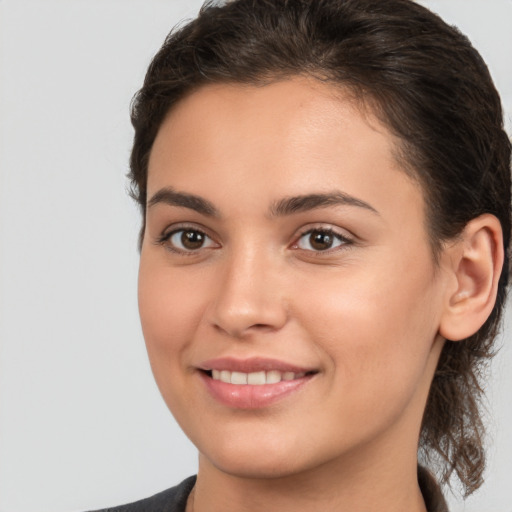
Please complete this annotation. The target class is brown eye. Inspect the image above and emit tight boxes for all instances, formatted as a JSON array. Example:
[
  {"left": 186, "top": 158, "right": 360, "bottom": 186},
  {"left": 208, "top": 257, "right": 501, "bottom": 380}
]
[
  {"left": 296, "top": 229, "right": 350, "bottom": 252},
  {"left": 309, "top": 231, "right": 334, "bottom": 250},
  {"left": 165, "top": 228, "right": 217, "bottom": 252},
  {"left": 181, "top": 230, "right": 205, "bottom": 249}
]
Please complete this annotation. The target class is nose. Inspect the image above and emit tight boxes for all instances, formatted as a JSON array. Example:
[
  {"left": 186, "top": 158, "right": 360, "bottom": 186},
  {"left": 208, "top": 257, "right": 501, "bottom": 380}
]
[{"left": 207, "top": 246, "right": 288, "bottom": 338}]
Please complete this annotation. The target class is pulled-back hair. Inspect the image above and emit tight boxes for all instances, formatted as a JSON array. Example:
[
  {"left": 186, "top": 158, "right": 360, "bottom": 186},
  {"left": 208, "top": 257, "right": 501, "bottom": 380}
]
[{"left": 129, "top": 0, "right": 511, "bottom": 496}]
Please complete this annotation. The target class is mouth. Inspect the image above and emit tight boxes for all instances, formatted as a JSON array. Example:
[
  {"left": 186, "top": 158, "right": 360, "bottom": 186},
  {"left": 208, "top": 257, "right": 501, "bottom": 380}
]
[{"left": 197, "top": 357, "right": 318, "bottom": 409}]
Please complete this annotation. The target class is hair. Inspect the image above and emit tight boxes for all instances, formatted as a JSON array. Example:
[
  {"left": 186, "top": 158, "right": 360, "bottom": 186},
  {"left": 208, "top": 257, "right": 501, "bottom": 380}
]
[{"left": 128, "top": 0, "right": 511, "bottom": 497}]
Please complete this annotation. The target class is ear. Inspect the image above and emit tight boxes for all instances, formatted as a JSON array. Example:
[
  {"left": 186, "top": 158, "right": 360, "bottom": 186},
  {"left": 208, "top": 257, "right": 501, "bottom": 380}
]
[{"left": 439, "top": 214, "right": 504, "bottom": 342}]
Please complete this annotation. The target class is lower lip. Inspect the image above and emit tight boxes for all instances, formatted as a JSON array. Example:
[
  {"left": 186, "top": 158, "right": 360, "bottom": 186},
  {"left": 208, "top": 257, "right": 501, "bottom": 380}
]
[{"left": 200, "top": 372, "right": 314, "bottom": 409}]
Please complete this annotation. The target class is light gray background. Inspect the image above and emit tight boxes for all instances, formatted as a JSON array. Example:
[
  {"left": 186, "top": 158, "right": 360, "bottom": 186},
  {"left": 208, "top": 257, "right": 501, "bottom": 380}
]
[{"left": 0, "top": 1, "right": 510, "bottom": 511}]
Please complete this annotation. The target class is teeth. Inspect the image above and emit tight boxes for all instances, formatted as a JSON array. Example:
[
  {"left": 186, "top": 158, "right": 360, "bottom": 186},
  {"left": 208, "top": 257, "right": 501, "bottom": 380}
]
[
  {"left": 266, "top": 370, "right": 281, "bottom": 384},
  {"left": 231, "top": 371, "right": 248, "bottom": 385},
  {"left": 210, "top": 369, "right": 308, "bottom": 385},
  {"left": 247, "top": 371, "right": 266, "bottom": 385}
]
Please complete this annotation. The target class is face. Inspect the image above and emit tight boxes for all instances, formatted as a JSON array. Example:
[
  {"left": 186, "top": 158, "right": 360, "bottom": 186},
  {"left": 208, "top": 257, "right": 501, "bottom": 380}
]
[{"left": 139, "top": 78, "right": 449, "bottom": 480}]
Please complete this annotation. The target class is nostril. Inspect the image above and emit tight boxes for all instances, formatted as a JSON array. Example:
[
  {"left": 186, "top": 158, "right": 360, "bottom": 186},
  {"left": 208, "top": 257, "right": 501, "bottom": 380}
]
[{"left": 212, "top": 320, "right": 281, "bottom": 338}]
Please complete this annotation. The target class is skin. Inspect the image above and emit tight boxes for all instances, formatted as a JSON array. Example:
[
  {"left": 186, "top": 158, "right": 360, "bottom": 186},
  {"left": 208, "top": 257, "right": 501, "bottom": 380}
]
[{"left": 138, "top": 78, "right": 500, "bottom": 512}]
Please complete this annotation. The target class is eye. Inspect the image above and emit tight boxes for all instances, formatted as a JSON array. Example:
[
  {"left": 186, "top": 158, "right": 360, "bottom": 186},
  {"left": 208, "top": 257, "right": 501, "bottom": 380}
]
[
  {"left": 160, "top": 228, "right": 218, "bottom": 253},
  {"left": 294, "top": 228, "right": 351, "bottom": 252}
]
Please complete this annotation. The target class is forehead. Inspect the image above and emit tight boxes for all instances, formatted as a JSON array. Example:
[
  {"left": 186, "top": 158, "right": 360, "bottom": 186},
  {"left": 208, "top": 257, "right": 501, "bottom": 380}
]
[
  {"left": 147, "top": 78, "right": 423, "bottom": 222},
  {"left": 155, "top": 78, "right": 385, "bottom": 146}
]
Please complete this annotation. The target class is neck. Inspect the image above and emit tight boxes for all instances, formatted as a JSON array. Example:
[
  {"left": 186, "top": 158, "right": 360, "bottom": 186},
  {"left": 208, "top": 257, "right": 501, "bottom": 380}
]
[{"left": 191, "top": 442, "right": 427, "bottom": 512}]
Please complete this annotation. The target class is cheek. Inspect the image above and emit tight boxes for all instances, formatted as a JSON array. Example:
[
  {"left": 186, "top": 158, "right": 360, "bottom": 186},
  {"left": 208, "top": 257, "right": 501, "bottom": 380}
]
[
  {"left": 288, "top": 266, "right": 441, "bottom": 449},
  {"left": 137, "top": 259, "right": 209, "bottom": 377},
  {"left": 290, "top": 253, "right": 441, "bottom": 394}
]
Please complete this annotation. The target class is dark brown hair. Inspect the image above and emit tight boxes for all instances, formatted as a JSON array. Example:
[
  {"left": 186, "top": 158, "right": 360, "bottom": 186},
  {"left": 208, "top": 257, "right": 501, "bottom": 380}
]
[{"left": 129, "top": 0, "right": 511, "bottom": 496}]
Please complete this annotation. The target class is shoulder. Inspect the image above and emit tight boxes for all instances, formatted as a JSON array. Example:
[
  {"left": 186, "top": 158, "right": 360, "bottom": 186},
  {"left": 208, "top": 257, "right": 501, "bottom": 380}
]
[
  {"left": 418, "top": 466, "right": 449, "bottom": 512},
  {"left": 85, "top": 475, "right": 196, "bottom": 512}
]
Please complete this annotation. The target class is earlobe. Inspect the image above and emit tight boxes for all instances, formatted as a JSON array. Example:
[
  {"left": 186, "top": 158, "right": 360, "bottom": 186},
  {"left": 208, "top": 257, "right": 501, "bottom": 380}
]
[{"left": 439, "top": 214, "right": 504, "bottom": 342}]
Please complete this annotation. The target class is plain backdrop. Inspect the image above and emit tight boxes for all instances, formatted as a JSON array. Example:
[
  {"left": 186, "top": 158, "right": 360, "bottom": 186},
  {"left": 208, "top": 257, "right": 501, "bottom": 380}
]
[{"left": 0, "top": 1, "right": 511, "bottom": 511}]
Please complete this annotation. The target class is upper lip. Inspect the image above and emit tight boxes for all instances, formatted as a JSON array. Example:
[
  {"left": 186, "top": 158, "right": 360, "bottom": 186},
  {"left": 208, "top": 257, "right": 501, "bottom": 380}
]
[{"left": 197, "top": 357, "right": 316, "bottom": 374}]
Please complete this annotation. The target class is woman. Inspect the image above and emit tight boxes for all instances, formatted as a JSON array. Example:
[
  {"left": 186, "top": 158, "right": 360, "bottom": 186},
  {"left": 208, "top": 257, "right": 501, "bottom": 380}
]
[{"left": 92, "top": 0, "right": 511, "bottom": 510}]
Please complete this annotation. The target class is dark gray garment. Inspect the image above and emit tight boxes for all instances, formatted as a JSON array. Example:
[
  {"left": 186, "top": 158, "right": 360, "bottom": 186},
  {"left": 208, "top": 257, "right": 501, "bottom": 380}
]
[{"left": 87, "top": 476, "right": 196, "bottom": 512}]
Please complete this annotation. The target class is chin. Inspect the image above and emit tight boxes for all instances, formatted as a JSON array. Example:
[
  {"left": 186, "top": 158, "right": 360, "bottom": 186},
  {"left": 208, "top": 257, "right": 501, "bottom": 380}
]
[
  {"left": 194, "top": 428, "right": 314, "bottom": 479},
  {"left": 205, "top": 451, "right": 308, "bottom": 480}
]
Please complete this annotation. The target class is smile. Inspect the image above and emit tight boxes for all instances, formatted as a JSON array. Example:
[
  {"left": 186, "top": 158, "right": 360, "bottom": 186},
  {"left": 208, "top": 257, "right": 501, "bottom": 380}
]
[{"left": 198, "top": 358, "right": 317, "bottom": 409}]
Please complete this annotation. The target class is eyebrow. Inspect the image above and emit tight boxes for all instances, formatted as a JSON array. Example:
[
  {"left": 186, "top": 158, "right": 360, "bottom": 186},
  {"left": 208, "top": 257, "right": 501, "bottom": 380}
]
[
  {"left": 147, "top": 187, "right": 219, "bottom": 217},
  {"left": 270, "top": 192, "right": 379, "bottom": 217},
  {"left": 147, "top": 187, "right": 378, "bottom": 218}
]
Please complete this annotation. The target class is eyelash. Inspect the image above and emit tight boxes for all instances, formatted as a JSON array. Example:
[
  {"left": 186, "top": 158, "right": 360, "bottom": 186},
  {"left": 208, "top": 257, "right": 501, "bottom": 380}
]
[
  {"left": 156, "top": 225, "right": 218, "bottom": 255},
  {"left": 291, "top": 227, "right": 354, "bottom": 253},
  {"left": 156, "top": 225, "right": 354, "bottom": 255}
]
